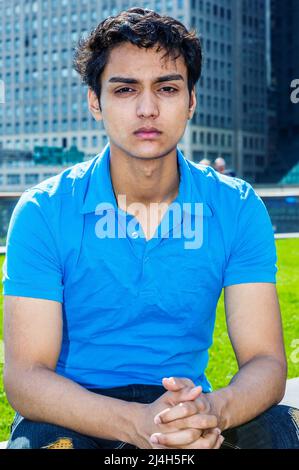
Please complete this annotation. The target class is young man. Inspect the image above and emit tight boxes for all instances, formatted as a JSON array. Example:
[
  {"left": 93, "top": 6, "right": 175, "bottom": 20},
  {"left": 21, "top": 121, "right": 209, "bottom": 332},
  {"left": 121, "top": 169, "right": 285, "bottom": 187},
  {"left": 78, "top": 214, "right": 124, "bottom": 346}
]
[{"left": 3, "top": 8, "right": 299, "bottom": 449}]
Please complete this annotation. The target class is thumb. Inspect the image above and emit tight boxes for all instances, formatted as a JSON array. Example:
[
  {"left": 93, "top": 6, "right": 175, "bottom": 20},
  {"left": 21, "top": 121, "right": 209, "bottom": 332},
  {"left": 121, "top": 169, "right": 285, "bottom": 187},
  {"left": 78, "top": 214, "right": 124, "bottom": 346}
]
[
  {"left": 162, "top": 377, "right": 196, "bottom": 392},
  {"left": 162, "top": 377, "right": 185, "bottom": 391},
  {"left": 162, "top": 377, "right": 203, "bottom": 402}
]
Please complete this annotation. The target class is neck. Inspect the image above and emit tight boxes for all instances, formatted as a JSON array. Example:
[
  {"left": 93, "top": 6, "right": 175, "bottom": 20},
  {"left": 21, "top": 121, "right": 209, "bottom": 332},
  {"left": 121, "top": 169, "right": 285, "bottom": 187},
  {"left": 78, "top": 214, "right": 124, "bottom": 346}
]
[{"left": 109, "top": 145, "right": 180, "bottom": 209}]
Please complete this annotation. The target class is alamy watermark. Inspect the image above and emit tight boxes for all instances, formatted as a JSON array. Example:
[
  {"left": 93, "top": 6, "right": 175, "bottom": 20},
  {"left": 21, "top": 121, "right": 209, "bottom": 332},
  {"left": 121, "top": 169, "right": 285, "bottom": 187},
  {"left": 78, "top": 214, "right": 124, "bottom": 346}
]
[
  {"left": 290, "top": 79, "right": 299, "bottom": 104},
  {"left": 0, "top": 340, "right": 4, "bottom": 365},
  {"left": 94, "top": 197, "right": 205, "bottom": 249},
  {"left": 0, "top": 79, "right": 5, "bottom": 104},
  {"left": 290, "top": 339, "right": 299, "bottom": 364}
]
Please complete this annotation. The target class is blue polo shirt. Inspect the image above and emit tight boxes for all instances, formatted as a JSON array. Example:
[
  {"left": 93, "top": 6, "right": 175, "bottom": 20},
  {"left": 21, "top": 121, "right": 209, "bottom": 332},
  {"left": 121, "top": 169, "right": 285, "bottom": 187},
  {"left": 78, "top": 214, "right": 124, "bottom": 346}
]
[{"left": 2, "top": 144, "right": 277, "bottom": 392}]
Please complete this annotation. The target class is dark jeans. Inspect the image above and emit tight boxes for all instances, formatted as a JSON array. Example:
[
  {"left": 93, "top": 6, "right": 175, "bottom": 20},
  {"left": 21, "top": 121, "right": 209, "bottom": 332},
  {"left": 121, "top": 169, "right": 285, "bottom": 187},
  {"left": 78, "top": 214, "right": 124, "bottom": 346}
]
[{"left": 7, "top": 384, "right": 299, "bottom": 449}]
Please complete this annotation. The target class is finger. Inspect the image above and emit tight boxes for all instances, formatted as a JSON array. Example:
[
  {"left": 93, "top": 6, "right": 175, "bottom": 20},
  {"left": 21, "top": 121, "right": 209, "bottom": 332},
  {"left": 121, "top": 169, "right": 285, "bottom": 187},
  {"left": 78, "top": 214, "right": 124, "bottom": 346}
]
[
  {"left": 155, "top": 401, "right": 198, "bottom": 425},
  {"left": 154, "top": 401, "right": 214, "bottom": 428},
  {"left": 163, "top": 383, "right": 203, "bottom": 407},
  {"left": 162, "top": 377, "right": 196, "bottom": 391},
  {"left": 150, "top": 442, "right": 169, "bottom": 449},
  {"left": 194, "top": 396, "right": 209, "bottom": 412},
  {"left": 195, "top": 429, "right": 222, "bottom": 449},
  {"left": 155, "top": 409, "right": 218, "bottom": 431},
  {"left": 153, "top": 434, "right": 224, "bottom": 450},
  {"left": 155, "top": 400, "right": 210, "bottom": 425},
  {"left": 177, "top": 386, "right": 203, "bottom": 402},
  {"left": 150, "top": 428, "right": 202, "bottom": 447},
  {"left": 166, "top": 390, "right": 204, "bottom": 409},
  {"left": 213, "top": 435, "right": 225, "bottom": 449}
]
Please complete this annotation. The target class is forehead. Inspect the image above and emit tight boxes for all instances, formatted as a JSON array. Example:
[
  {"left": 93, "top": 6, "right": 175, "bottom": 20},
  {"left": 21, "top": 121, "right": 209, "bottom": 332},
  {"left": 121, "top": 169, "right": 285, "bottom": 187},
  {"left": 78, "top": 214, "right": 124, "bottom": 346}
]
[{"left": 102, "top": 42, "right": 187, "bottom": 80}]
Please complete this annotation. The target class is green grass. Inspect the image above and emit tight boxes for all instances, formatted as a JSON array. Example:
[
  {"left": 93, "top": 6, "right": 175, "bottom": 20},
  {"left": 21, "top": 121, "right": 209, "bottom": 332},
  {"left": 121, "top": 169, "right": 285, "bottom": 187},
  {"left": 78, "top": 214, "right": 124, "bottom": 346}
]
[
  {"left": 206, "top": 238, "right": 299, "bottom": 388},
  {"left": 0, "top": 256, "right": 15, "bottom": 441},
  {"left": 0, "top": 239, "right": 299, "bottom": 440}
]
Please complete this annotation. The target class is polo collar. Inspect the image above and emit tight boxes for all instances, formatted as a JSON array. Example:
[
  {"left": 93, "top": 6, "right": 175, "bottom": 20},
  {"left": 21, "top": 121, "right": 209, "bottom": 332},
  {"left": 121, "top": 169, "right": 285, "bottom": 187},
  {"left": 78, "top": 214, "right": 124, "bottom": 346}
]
[
  {"left": 80, "top": 143, "right": 117, "bottom": 215},
  {"left": 175, "top": 148, "right": 212, "bottom": 217},
  {"left": 79, "top": 143, "right": 212, "bottom": 217}
]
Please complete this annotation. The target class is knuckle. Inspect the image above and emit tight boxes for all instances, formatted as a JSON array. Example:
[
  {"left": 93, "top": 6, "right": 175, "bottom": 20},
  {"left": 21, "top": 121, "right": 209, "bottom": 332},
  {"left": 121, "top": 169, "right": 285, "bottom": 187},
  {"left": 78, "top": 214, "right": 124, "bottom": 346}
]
[
  {"left": 173, "top": 418, "right": 185, "bottom": 430},
  {"left": 200, "top": 417, "right": 208, "bottom": 428},
  {"left": 162, "top": 419, "right": 179, "bottom": 432},
  {"left": 191, "top": 402, "right": 198, "bottom": 413},
  {"left": 211, "top": 417, "right": 218, "bottom": 427},
  {"left": 189, "top": 402, "right": 198, "bottom": 414},
  {"left": 182, "top": 400, "right": 193, "bottom": 410},
  {"left": 179, "top": 402, "right": 191, "bottom": 416}
]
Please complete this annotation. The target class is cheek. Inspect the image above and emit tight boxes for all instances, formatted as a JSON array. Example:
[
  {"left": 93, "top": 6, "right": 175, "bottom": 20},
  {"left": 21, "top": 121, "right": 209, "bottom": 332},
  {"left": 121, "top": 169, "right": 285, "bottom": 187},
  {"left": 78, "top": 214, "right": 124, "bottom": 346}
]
[
  {"left": 166, "top": 99, "right": 189, "bottom": 117},
  {"left": 102, "top": 108, "right": 128, "bottom": 130}
]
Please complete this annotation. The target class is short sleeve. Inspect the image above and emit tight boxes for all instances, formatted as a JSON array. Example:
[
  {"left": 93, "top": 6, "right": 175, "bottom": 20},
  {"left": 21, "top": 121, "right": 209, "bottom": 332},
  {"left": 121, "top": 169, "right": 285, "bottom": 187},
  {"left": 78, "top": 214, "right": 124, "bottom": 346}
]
[
  {"left": 223, "top": 184, "right": 277, "bottom": 287},
  {"left": 2, "top": 188, "right": 64, "bottom": 302}
]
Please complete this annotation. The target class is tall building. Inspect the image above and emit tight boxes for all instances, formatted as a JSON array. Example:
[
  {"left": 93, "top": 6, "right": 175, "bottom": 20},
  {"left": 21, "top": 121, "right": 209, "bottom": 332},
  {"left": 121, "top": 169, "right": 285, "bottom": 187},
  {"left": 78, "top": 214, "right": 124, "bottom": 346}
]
[
  {"left": 0, "top": 0, "right": 269, "bottom": 182},
  {"left": 191, "top": 0, "right": 268, "bottom": 180},
  {"left": 268, "top": 0, "right": 299, "bottom": 182}
]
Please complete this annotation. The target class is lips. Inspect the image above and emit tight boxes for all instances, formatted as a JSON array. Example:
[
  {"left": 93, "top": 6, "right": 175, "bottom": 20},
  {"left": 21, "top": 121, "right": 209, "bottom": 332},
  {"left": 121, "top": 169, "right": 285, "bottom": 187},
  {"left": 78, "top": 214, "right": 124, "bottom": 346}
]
[{"left": 134, "top": 127, "right": 162, "bottom": 139}]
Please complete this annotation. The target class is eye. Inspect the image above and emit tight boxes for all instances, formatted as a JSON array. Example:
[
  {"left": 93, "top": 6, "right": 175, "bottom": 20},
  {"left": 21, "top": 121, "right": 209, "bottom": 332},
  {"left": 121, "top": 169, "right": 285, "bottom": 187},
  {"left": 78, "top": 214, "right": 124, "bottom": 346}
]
[
  {"left": 115, "top": 87, "right": 134, "bottom": 94},
  {"left": 114, "top": 86, "right": 178, "bottom": 95},
  {"left": 159, "top": 86, "right": 178, "bottom": 93}
]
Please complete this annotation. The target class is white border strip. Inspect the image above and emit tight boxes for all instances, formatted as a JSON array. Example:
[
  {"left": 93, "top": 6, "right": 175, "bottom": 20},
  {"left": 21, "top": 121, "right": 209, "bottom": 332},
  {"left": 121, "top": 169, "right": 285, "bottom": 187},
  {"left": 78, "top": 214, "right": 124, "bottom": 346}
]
[
  {"left": 255, "top": 187, "right": 299, "bottom": 197},
  {"left": 275, "top": 233, "right": 299, "bottom": 239}
]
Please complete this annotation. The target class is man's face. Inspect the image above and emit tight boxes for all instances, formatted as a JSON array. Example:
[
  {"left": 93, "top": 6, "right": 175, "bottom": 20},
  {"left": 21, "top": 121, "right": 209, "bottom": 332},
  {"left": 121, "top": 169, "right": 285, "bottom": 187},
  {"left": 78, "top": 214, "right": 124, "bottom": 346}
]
[{"left": 88, "top": 42, "right": 196, "bottom": 160}]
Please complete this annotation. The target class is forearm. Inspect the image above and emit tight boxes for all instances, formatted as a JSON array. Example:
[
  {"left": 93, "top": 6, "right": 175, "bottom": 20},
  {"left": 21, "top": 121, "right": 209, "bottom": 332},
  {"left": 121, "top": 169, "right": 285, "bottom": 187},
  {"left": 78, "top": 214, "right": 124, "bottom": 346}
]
[
  {"left": 4, "top": 364, "right": 142, "bottom": 444},
  {"left": 205, "top": 355, "right": 287, "bottom": 431}
]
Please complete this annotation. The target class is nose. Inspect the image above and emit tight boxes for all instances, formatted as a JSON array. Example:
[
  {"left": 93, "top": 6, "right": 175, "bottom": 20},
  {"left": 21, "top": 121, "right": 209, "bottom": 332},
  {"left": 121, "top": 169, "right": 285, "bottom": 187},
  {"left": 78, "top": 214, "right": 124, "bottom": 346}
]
[{"left": 136, "top": 91, "right": 159, "bottom": 119}]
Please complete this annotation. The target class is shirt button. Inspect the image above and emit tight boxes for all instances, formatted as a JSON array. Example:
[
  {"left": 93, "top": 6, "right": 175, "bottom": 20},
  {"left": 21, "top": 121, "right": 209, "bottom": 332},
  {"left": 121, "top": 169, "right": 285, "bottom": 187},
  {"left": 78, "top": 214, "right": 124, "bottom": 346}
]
[{"left": 131, "top": 231, "right": 139, "bottom": 239}]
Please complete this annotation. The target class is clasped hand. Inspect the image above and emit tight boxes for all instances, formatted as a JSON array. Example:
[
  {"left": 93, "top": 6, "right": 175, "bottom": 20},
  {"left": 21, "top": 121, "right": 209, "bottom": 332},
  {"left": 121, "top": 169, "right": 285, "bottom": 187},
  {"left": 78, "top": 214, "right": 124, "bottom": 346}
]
[{"left": 145, "top": 377, "right": 224, "bottom": 449}]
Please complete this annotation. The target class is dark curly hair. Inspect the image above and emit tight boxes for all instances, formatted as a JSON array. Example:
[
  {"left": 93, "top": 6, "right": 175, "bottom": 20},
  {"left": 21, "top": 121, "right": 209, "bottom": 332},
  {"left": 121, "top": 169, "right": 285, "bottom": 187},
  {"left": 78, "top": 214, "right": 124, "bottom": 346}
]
[{"left": 73, "top": 7, "right": 202, "bottom": 110}]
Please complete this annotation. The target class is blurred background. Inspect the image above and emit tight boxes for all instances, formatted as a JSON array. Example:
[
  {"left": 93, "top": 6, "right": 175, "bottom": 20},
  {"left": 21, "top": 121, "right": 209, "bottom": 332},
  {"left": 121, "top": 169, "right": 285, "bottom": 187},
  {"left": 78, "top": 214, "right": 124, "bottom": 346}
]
[{"left": 0, "top": 0, "right": 298, "bottom": 243}]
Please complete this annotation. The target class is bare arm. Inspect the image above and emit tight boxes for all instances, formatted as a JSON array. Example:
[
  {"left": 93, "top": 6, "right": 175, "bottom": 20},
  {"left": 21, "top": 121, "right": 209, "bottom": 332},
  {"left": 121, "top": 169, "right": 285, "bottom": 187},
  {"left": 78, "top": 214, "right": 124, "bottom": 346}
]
[
  {"left": 3, "top": 295, "right": 141, "bottom": 443},
  {"left": 205, "top": 283, "right": 287, "bottom": 430}
]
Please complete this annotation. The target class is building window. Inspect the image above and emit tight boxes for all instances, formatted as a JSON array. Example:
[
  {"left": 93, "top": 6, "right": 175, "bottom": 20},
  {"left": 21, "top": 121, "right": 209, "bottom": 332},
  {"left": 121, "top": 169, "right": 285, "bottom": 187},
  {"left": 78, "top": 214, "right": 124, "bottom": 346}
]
[
  {"left": 256, "top": 155, "right": 264, "bottom": 167},
  {"left": 102, "top": 135, "right": 108, "bottom": 147},
  {"left": 25, "top": 174, "right": 39, "bottom": 184},
  {"left": 7, "top": 174, "right": 21, "bottom": 185}
]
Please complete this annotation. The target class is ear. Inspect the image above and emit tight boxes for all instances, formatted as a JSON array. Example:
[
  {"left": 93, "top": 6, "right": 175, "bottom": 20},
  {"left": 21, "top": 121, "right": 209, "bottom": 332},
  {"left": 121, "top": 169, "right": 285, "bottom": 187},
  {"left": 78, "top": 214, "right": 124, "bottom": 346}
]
[
  {"left": 188, "top": 87, "right": 197, "bottom": 120},
  {"left": 88, "top": 88, "right": 103, "bottom": 121}
]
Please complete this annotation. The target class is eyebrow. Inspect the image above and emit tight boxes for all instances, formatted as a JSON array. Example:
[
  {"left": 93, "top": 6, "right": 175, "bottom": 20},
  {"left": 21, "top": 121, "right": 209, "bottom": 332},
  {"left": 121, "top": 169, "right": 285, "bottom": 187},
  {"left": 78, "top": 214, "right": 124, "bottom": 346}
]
[{"left": 108, "top": 74, "right": 185, "bottom": 84}]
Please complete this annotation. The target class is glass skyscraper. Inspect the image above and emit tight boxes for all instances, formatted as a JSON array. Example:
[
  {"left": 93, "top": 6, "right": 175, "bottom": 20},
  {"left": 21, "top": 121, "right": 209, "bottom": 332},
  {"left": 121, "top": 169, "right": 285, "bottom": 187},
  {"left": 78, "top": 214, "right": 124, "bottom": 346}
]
[{"left": 268, "top": 0, "right": 299, "bottom": 181}]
